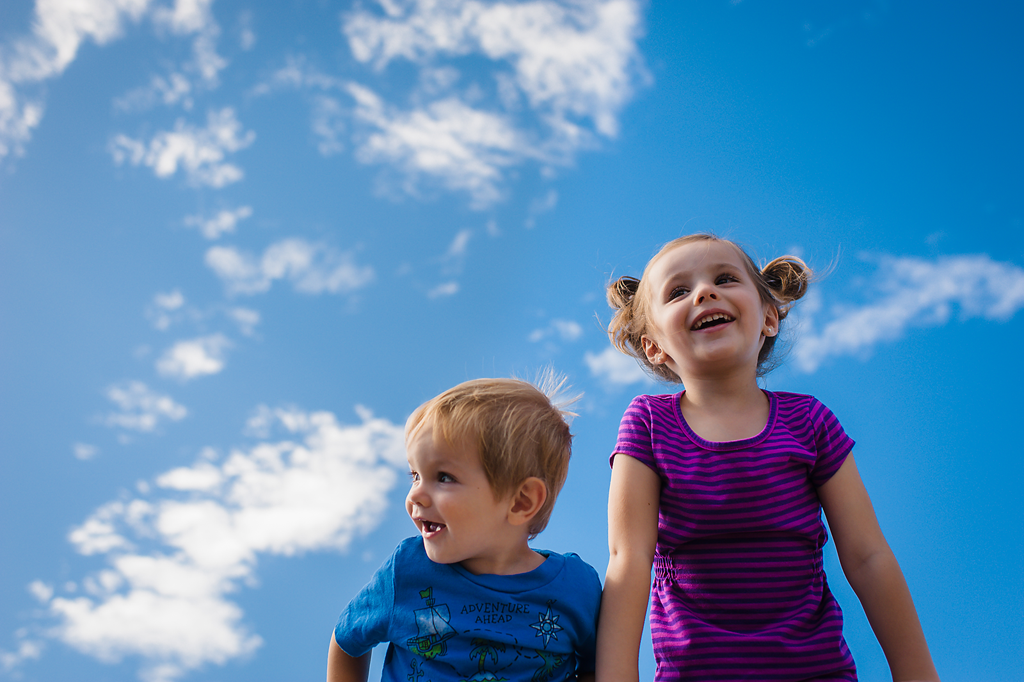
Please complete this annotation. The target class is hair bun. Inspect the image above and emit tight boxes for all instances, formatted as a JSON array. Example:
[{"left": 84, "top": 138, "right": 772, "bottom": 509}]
[{"left": 607, "top": 276, "right": 640, "bottom": 309}]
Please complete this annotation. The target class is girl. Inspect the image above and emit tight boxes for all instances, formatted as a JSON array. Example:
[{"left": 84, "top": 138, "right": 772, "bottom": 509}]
[{"left": 596, "top": 234, "right": 938, "bottom": 682}]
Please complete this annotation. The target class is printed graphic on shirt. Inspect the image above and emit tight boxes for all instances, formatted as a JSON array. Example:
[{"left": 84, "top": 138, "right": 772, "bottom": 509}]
[
  {"left": 405, "top": 588, "right": 573, "bottom": 682},
  {"left": 529, "top": 601, "right": 562, "bottom": 648},
  {"left": 465, "top": 638, "right": 508, "bottom": 682},
  {"left": 407, "top": 588, "right": 457, "bottom": 660},
  {"left": 408, "top": 658, "right": 423, "bottom": 682},
  {"left": 460, "top": 599, "right": 531, "bottom": 624}
]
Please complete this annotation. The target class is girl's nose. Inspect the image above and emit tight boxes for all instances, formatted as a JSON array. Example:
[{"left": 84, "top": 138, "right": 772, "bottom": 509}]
[{"left": 694, "top": 284, "right": 718, "bottom": 305}]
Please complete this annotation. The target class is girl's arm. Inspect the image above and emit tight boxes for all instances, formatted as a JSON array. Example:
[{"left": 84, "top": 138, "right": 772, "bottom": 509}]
[
  {"left": 327, "top": 634, "right": 371, "bottom": 682},
  {"left": 596, "top": 455, "right": 661, "bottom": 682},
  {"left": 818, "top": 455, "right": 939, "bottom": 682}
]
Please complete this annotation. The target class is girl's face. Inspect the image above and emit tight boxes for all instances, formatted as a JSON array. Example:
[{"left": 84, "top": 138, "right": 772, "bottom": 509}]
[{"left": 640, "top": 240, "right": 779, "bottom": 382}]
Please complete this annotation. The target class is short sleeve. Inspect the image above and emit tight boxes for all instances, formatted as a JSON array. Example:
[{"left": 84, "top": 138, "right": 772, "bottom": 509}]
[
  {"left": 610, "top": 395, "right": 658, "bottom": 473},
  {"left": 334, "top": 549, "right": 397, "bottom": 657},
  {"left": 807, "top": 398, "right": 855, "bottom": 487},
  {"left": 561, "top": 554, "right": 603, "bottom": 675}
]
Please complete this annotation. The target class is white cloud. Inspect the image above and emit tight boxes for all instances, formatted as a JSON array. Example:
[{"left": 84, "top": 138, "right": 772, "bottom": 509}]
[
  {"left": 237, "top": 11, "right": 256, "bottom": 51},
  {"left": 793, "top": 254, "right": 1024, "bottom": 372},
  {"left": 530, "top": 188, "right": 558, "bottom": 214},
  {"left": 249, "top": 3, "right": 646, "bottom": 207},
  {"left": 154, "top": 289, "right": 185, "bottom": 310},
  {"left": 156, "top": 334, "right": 231, "bottom": 381},
  {"left": 205, "top": 239, "right": 375, "bottom": 296},
  {"left": 112, "top": 0, "right": 225, "bottom": 115},
  {"left": 184, "top": 205, "right": 253, "bottom": 240},
  {"left": 1, "top": 0, "right": 150, "bottom": 160},
  {"left": 73, "top": 443, "right": 99, "bottom": 461},
  {"left": 251, "top": 56, "right": 348, "bottom": 96},
  {"left": 311, "top": 95, "right": 347, "bottom": 156},
  {"left": 436, "top": 228, "right": 472, "bottom": 284},
  {"left": 146, "top": 289, "right": 186, "bottom": 330},
  {"left": 0, "top": 636, "right": 44, "bottom": 673},
  {"left": 584, "top": 346, "right": 652, "bottom": 386},
  {"left": 42, "top": 406, "right": 405, "bottom": 681},
  {"left": 529, "top": 318, "right": 583, "bottom": 343},
  {"left": 447, "top": 228, "right": 472, "bottom": 257},
  {"left": 152, "top": 0, "right": 214, "bottom": 36},
  {"left": 348, "top": 84, "right": 524, "bottom": 207},
  {"left": 114, "top": 72, "right": 194, "bottom": 112},
  {"left": 0, "top": 0, "right": 225, "bottom": 163},
  {"left": 110, "top": 108, "right": 254, "bottom": 188},
  {"left": 338, "top": 0, "right": 646, "bottom": 205},
  {"left": 29, "top": 581, "right": 54, "bottom": 604},
  {"left": 104, "top": 381, "right": 187, "bottom": 433},
  {"left": 427, "top": 281, "right": 459, "bottom": 298},
  {"left": 227, "top": 307, "right": 260, "bottom": 336},
  {"left": 525, "top": 188, "right": 558, "bottom": 228},
  {"left": 344, "top": 0, "right": 643, "bottom": 136}
]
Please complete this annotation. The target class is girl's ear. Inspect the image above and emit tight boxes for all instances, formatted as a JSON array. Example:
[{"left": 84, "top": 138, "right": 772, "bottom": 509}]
[
  {"left": 762, "top": 304, "right": 781, "bottom": 337},
  {"left": 641, "top": 335, "right": 665, "bottom": 365},
  {"left": 508, "top": 477, "right": 547, "bottom": 526}
]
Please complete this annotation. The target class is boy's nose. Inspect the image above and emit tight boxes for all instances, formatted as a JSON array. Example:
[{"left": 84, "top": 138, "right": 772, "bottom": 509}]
[{"left": 406, "top": 486, "right": 430, "bottom": 508}]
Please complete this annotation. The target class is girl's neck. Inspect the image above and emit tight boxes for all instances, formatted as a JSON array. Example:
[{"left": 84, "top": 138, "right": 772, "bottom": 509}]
[{"left": 679, "top": 370, "right": 770, "bottom": 443}]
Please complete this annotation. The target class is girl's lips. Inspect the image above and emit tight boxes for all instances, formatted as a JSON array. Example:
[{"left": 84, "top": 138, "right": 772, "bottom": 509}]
[{"left": 691, "top": 310, "right": 735, "bottom": 331}]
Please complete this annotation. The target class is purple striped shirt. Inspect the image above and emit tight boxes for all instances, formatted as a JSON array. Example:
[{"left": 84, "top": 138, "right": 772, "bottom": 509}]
[{"left": 613, "top": 390, "right": 857, "bottom": 681}]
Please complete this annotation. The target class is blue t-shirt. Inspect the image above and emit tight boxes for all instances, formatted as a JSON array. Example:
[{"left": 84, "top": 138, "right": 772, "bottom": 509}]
[{"left": 335, "top": 536, "right": 602, "bottom": 682}]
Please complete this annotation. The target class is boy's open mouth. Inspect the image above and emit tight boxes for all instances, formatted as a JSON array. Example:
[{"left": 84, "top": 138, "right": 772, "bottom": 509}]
[
  {"left": 421, "top": 521, "right": 446, "bottom": 533},
  {"left": 692, "top": 313, "right": 734, "bottom": 330}
]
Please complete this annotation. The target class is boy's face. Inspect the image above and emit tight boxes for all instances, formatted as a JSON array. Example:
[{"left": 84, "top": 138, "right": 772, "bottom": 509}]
[{"left": 405, "top": 423, "right": 524, "bottom": 575}]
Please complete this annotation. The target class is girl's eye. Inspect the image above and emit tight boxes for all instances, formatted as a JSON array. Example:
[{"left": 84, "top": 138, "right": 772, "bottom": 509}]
[
  {"left": 716, "top": 274, "right": 738, "bottom": 285},
  {"left": 668, "top": 286, "right": 689, "bottom": 301}
]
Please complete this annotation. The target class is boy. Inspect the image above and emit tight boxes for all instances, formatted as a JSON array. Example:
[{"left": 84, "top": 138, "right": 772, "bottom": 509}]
[{"left": 327, "top": 378, "right": 601, "bottom": 682}]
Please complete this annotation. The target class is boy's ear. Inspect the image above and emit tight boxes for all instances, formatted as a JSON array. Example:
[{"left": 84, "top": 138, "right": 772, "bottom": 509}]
[{"left": 507, "top": 477, "right": 547, "bottom": 527}]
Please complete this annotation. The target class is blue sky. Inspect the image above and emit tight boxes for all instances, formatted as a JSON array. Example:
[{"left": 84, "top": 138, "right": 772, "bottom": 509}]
[{"left": 1, "top": 1, "right": 1021, "bottom": 681}]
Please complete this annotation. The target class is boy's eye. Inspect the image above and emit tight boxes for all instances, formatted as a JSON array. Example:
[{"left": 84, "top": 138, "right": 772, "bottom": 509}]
[
  {"left": 438, "top": 472, "right": 456, "bottom": 483},
  {"left": 408, "top": 471, "right": 420, "bottom": 483}
]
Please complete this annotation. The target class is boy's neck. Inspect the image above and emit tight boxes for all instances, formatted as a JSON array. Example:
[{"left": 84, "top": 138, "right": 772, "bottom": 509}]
[{"left": 459, "top": 543, "right": 546, "bottom": 576}]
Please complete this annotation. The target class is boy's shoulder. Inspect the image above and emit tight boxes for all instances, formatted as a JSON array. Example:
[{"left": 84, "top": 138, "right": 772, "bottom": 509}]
[
  {"left": 532, "top": 550, "right": 602, "bottom": 601},
  {"left": 539, "top": 550, "right": 600, "bottom": 583},
  {"left": 390, "top": 537, "right": 600, "bottom": 597}
]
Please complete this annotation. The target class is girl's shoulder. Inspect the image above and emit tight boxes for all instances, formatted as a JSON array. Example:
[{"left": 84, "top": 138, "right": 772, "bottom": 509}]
[
  {"left": 623, "top": 391, "right": 683, "bottom": 422},
  {"left": 769, "top": 391, "right": 848, "bottom": 432},
  {"left": 769, "top": 390, "right": 832, "bottom": 410},
  {"left": 627, "top": 391, "right": 682, "bottom": 408}
]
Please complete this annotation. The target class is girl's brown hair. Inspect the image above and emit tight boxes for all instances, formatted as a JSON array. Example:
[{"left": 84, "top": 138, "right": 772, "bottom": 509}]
[{"left": 606, "top": 234, "right": 811, "bottom": 382}]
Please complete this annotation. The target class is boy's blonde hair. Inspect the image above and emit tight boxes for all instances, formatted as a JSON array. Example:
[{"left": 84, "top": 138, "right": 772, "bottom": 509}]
[{"left": 406, "top": 377, "right": 575, "bottom": 539}]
